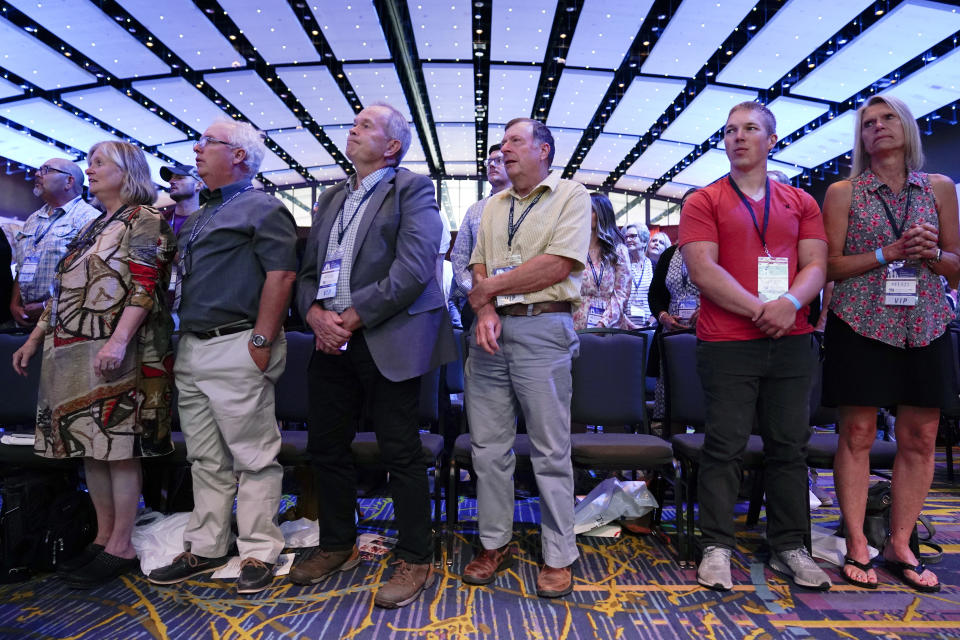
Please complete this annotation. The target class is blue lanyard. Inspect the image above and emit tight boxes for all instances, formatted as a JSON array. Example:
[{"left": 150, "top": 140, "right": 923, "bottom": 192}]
[
  {"left": 507, "top": 190, "right": 545, "bottom": 249},
  {"left": 588, "top": 255, "right": 605, "bottom": 289},
  {"left": 33, "top": 205, "right": 68, "bottom": 247},
  {"left": 338, "top": 179, "right": 382, "bottom": 245},
  {"left": 728, "top": 176, "right": 771, "bottom": 253}
]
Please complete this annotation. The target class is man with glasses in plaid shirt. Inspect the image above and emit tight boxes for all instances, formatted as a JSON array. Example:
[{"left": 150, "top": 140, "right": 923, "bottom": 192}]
[{"left": 10, "top": 158, "right": 99, "bottom": 328}]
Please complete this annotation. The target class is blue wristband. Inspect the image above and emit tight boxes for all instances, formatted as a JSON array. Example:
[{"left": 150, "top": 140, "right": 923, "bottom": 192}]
[
  {"left": 875, "top": 247, "right": 887, "bottom": 265},
  {"left": 780, "top": 292, "right": 802, "bottom": 310}
]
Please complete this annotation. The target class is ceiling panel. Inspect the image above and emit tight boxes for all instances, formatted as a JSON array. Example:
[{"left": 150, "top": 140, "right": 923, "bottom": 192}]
[
  {"left": 572, "top": 170, "right": 609, "bottom": 186},
  {"left": 132, "top": 77, "right": 230, "bottom": 134},
  {"left": 546, "top": 69, "right": 615, "bottom": 130},
  {"left": 772, "top": 111, "right": 856, "bottom": 168},
  {"left": 880, "top": 46, "right": 960, "bottom": 118},
  {"left": 627, "top": 140, "right": 696, "bottom": 180},
  {"left": 550, "top": 128, "right": 588, "bottom": 170},
  {"left": 661, "top": 85, "right": 757, "bottom": 144},
  {"left": 342, "top": 63, "right": 413, "bottom": 121},
  {"left": 407, "top": 0, "right": 472, "bottom": 62},
  {"left": 309, "top": 1, "right": 391, "bottom": 61},
  {"left": 262, "top": 169, "right": 305, "bottom": 186},
  {"left": 566, "top": 0, "right": 653, "bottom": 69},
  {"left": 445, "top": 162, "right": 478, "bottom": 177},
  {"left": 670, "top": 148, "right": 730, "bottom": 187},
  {"left": 656, "top": 182, "right": 699, "bottom": 199},
  {"left": 423, "top": 64, "right": 475, "bottom": 123},
  {"left": 0, "top": 17, "right": 96, "bottom": 90},
  {"left": 1, "top": 98, "right": 122, "bottom": 154},
  {"left": 642, "top": 0, "right": 755, "bottom": 79},
  {"left": 0, "top": 78, "right": 24, "bottom": 101},
  {"left": 615, "top": 175, "right": 654, "bottom": 192},
  {"left": 0, "top": 125, "right": 76, "bottom": 168},
  {"left": 117, "top": 0, "right": 245, "bottom": 71},
  {"left": 308, "top": 165, "right": 349, "bottom": 182},
  {"left": 62, "top": 86, "right": 186, "bottom": 145},
  {"left": 437, "top": 123, "right": 476, "bottom": 163},
  {"left": 218, "top": 0, "right": 321, "bottom": 65},
  {"left": 790, "top": 0, "right": 960, "bottom": 103},
  {"left": 203, "top": 70, "right": 300, "bottom": 130},
  {"left": 489, "top": 1, "right": 554, "bottom": 64},
  {"left": 604, "top": 76, "right": 687, "bottom": 136},
  {"left": 767, "top": 96, "right": 831, "bottom": 139},
  {"left": 717, "top": 0, "right": 874, "bottom": 89},
  {"left": 767, "top": 160, "right": 804, "bottom": 180},
  {"left": 487, "top": 65, "right": 540, "bottom": 125},
  {"left": 8, "top": 0, "right": 170, "bottom": 78},
  {"left": 580, "top": 134, "right": 639, "bottom": 172},
  {"left": 270, "top": 129, "right": 335, "bottom": 168},
  {"left": 277, "top": 67, "right": 357, "bottom": 126}
]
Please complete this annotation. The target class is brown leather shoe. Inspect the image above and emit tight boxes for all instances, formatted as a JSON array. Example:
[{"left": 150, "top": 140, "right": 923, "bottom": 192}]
[
  {"left": 536, "top": 564, "right": 573, "bottom": 598},
  {"left": 462, "top": 545, "right": 513, "bottom": 585},
  {"left": 288, "top": 546, "right": 360, "bottom": 585},
  {"left": 374, "top": 560, "right": 435, "bottom": 609}
]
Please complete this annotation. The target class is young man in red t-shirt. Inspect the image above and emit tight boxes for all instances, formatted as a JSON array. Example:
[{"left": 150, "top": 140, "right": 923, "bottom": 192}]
[{"left": 679, "top": 102, "right": 830, "bottom": 591}]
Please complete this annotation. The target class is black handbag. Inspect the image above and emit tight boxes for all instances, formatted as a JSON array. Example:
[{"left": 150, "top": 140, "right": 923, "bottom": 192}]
[{"left": 842, "top": 481, "right": 942, "bottom": 564}]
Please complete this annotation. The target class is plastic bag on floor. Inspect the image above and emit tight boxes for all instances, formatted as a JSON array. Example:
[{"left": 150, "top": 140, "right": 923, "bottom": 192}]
[
  {"left": 810, "top": 523, "right": 878, "bottom": 567},
  {"left": 132, "top": 511, "right": 191, "bottom": 575},
  {"left": 280, "top": 518, "right": 319, "bottom": 548},
  {"left": 574, "top": 477, "right": 658, "bottom": 535}
]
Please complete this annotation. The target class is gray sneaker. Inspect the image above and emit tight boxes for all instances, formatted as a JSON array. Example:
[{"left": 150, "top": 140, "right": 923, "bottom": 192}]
[
  {"left": 769, "top": 547, "right": 831, "bottom": 590},
  {"left": 697, "top": 545, "right": 733, "bottom": 591}
]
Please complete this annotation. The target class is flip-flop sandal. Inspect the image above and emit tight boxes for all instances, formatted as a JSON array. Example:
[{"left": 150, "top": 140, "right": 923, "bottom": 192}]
[
  {"left": 883, "top": 559, "right": 940, "bottom": 593},
  {"left": 841, "top": 556, "right": 877, "bottom": 589}
]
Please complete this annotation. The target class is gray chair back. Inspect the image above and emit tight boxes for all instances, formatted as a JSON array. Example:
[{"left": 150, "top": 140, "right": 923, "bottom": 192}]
[
  {"left": 0, "top": 333, "right": 42, "bottom": 426},
  {"left": 571, "top": 328, "right": 647, "bottom": 429},
  {"left": 275, "top": 331, "right": 313, "bottom": 423},
  {"left": 661, "top": 331, "right": 705, "bottom": 429}
]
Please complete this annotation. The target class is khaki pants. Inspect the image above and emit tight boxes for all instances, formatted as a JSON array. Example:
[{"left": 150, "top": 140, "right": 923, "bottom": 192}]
[{"left": 174, "top": 329, "right": 286, "bottom": 562}]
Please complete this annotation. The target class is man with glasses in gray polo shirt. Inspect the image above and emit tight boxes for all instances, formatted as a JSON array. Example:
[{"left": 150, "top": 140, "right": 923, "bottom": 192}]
[{"left": 147, "top": 119, "right": 297, "bottom": 595}]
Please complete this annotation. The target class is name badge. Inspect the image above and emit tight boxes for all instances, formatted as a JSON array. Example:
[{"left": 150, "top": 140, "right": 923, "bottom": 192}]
[
  {"left": 678, "top": 297, "right": 697, "bottom": 320},
  {"left": 494, "top": 253, "right": 524, "bottom": 307},
  {"left": 630, "top": 304, "right": 645, "bottom": 318},
  {"left": 18, "top": 257, "right": 39, "bottom": 284},
  {"left": 884, "top": 262, "right": 918, "bottom": 306},
  {"left": 757, "top": 256, "right": 789, "bottom": 303},
  {"left": 316, "top": 258, "right": 342, "bottom": 300},
  {"left": 170, "top": 264, "right": 181, "bottom": 312},
  {"left": 586, "top": 304, "right": 605, "bottom": 328}
]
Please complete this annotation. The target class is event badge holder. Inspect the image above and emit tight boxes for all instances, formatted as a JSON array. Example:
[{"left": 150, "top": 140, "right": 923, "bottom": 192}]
[
  {"left": 18, "top": 257, "right": 39, "bottom": 284},
  {"left": 728, "top": 176, "right": 789, "bottom": 303},
  {"left": 677, "top": 296, "right": 697, "bottom": 321},
  {"left": 876, "top": 188, "right": 918, "bottom": 307}
]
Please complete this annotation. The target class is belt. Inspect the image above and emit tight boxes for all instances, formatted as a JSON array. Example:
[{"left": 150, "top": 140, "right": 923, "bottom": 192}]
[
  {"left": 496, "top": 302, "right": 571, "bottom": 317},
  {"left": 189, "top": 323, "right": 254, "bottom": 340}
]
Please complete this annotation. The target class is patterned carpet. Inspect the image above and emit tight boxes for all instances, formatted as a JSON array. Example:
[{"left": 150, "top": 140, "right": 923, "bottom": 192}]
[{"left": 2, "top": 454, "right": 959, "bottom": 640}]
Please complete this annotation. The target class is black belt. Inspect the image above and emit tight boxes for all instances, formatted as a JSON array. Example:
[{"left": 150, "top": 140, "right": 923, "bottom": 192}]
[
  {"left": 496, "top": 302, "right": 571, "bottom": 317},
  {"left": 189, "top": 323, "right": 253, "bottom": 340}
]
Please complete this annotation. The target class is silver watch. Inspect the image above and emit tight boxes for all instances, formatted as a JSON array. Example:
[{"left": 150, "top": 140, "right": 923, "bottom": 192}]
[{"left": 250, "top": 334, "right": 272, "bottom": 348}]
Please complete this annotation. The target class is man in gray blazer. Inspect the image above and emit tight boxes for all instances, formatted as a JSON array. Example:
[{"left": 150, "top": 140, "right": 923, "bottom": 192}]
[{"left": 289, "top": 102, "right": 455, "bottom": 609}]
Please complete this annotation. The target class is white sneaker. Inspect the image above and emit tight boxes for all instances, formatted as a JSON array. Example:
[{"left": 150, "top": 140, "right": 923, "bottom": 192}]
[
  {"left": 769, "top": 547, "right": 831, "bottom": 590},
  {"left": 811, "top": 483, "right": 834, "bottom": 507},
  {"left": 697, "top": 545, "right": 733, "bottom": 591}
]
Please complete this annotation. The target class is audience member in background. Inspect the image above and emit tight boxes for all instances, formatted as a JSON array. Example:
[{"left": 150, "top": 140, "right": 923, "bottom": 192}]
[
  {"left": 647, "top": 188, "right": 701, "bottom": 424},
  {"left": 622, "top": 223, "right": 655, "bottom": 328},
  {"left": 148, "top": 119, "right": 297, "bottom": 595},
  {"left": 572, "top": 193, "right": 630, "bottom": 330},
  {"left": 290, "top": 103, "right": 455, "bottom": 609},
  {"left": 463, "top": 117, "right": 590, "bottom": 598},
  {"left": 646, "top": 231, "right": 672, "bottom": 269},
  {"left": 12, "top": 141, "right": 175, "bottom": 588},
  {"left": 680, "top": 101, "right": 830, "bottom": 592},
  {"left": 10, "top": 159, "right": 99, "bottom": 328},
  {"left": 0, "top": 229, "right": 13, "bottom": 329},
  {"left": 450, "top": 144, "right": 512, "bottom": 329},
  {"left": 160, "top": 163, "right": 203, "bottom": 236},
  {"left": 822, "top": 95, "right": 959, "bottom": 593}
]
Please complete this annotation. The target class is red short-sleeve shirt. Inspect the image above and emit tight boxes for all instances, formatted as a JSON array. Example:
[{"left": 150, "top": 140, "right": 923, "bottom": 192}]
[{"left": 678, "top": 178, "right": 827, "bottom": 342}]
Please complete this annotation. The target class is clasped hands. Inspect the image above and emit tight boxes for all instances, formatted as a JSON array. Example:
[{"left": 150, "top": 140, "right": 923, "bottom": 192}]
[
  {"left": 307, "top": 305, "right": 362, "bottom": 355},
  {"left": 884, "top": 222, "right": 940, "bottom": 263}
]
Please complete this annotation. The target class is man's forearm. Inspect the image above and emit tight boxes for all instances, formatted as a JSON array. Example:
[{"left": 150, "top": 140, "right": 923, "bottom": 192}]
[
  {"left": 255, "top": 270, "right": 296, "bottom": 340},
  {"left": 478, "top": 254, "right": 573, "bottom": 299}
]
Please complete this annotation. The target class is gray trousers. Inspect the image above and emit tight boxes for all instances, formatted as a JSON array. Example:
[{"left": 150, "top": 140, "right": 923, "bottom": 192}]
[
  {"left": 464, "top": 313, "right": 580, "bottom": 568},
  {"left": 174, "top": 329, "right": 286, "bottom": 562}
]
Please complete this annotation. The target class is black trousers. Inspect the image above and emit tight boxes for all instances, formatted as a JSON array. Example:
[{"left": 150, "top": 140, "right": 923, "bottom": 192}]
[{"left": 306, "top": 331, "right": 430, "bottom": 563}]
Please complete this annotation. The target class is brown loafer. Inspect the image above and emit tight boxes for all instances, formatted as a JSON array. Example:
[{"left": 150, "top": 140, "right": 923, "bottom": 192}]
[
  {"left": 462, "top": 544, "right": 513, "bottom": 585},
  {"left": 536, "top": 564, "right": 573, "bottom": 598},
  {"left": 288, "top": 545, "right": 360, "bottom": 585},
  {"left": 374, "top": 560, "right": 435, "bottom": 608}
]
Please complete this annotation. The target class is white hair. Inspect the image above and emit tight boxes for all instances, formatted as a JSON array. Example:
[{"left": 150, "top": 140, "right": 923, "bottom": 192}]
[
  {"left": 370, "top": 102, "right": 411, "bottom": 166},
  {"left": 218, "top": 118, "right": 266, "bottom": 177}
]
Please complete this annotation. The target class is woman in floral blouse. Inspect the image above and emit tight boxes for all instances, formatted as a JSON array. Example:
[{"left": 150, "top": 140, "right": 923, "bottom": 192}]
[
  {"left": 573, "top": 193, "right": 630, "bottom": 330},
  {"left": 822, "top": 96, "right": 959, "bottom": 593}
]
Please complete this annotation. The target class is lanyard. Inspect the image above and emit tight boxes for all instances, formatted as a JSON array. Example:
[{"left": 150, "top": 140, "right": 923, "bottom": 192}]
[
  {"left": 588, "top": 255, "right": 605, "bottom": 289},
  {"left": 728, "top": 176, "right": 771, "bottom": 254},
  {"left": 507, "top": 190, "right": 545, "bottom": 249},
  {"left": 337, "top": 179, "right": 381, "bottom": 244},
  {"left": 33, "top": 207, "right": 66, "bottom": 247},
  {"left": 181, "top": 187, "right": 252, "bottom": 275},
  {"left": 874, "top": 187, "right": 913, "bottom": 240},
  {"left": 631, "top": 259, "right": 646, "bottom": 289}
]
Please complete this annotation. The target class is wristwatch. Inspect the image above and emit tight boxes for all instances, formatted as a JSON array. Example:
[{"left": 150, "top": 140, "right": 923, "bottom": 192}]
[
  {"left": 250, "top": 333, "right": 272, "bottom": 348},
  {"left": 931, "top": 247, "right": 943, "bottom": 263}
]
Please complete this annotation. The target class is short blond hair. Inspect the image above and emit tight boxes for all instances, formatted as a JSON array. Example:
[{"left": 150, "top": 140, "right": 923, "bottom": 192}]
[{"left": 87, "top": 141, "right": 157, "bottom": 207}]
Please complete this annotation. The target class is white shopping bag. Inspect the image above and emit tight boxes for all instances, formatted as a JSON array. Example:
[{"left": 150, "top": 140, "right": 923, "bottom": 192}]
[
  {"left": 573, "top": 477, "right": 658, "bottom": 535},
  {"left": 131, "top": 511, "right": 192, "bottom": 575},
  {"left": 280, "top": 518, "right": 320, "bottom": 548}
]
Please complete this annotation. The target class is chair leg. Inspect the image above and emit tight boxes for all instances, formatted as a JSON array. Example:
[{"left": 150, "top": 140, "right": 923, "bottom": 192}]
[
  {"left": 433, "top": 456, "right": 442, "bottom": 568},
  {"left": 446, "top": 460, "right": 459, "bottom": 568},
  {"left": 947, "top": 418, "right": 956, "bottom": 483}
]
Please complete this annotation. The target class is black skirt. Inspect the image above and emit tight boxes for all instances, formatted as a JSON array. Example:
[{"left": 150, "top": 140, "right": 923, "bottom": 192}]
[{"left": 822, "top": 311, "right": 955, "bottom": 408}]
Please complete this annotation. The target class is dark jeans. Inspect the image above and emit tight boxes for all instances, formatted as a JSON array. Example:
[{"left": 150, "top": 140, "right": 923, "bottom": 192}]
[
  {"left": 695, "top": 334, "right": 816, "bottom": 552},
  {"left": 306, "top": 331, "right": 431, "bottom": 564}
]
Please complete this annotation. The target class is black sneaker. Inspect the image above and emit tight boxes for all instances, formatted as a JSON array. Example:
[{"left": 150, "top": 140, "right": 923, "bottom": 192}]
[
  {"left": 147, "top": 552, "right": 231, "bottom": 585},
  {"left": 57, "top": 543, "right": 105, "bottom": 574},
  {"left": 237, "top": 557, "right": 275, "bottom": 594},
  {"left": 64, "top": 552, "right": 140, "bottom": 590}
]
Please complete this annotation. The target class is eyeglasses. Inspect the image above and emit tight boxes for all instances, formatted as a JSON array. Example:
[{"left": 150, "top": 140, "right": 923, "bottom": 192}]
[
  {"left": 35, "top": 165, "right": 71, "bottom": 177},
  {"left": 485, "top": 157, "right": 504, "bottom": 168},
  {"left": 195, "top": 135, "right": 237, "bottom": 149},
  {"left": 624, "top": 233, "right": 640, "bottom": 239}
]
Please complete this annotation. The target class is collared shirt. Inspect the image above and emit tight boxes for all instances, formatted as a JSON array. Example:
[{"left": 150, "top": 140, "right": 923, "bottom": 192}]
[
  {"left": 176, "top": 179, "right": 297, "bottom": 332},
  {"left": 450, "top": 195, "right": 490, "bottom": 300},
  {"left": 14, "top": 195, "right": 100, "bottom": 303},
  {"left": 626, "top": 256, "right": 654, "bottom": 320},
  {"left": 469, "top": 171, "right": 591, "bottom": 305},
  {"left": 830, "top": 170, "right": 950, "bottom": 348},
  {"left": 322, "top": 166, "right": 391, "bottom": 313}
]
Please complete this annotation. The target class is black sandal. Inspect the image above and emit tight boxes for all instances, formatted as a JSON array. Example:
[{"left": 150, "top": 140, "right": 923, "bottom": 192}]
[
  {"left": 883, "top": 558, "right": 940, "bottom": 593},
  {"left": 841, "top": 556, "right": 877, "bottom": 589}
]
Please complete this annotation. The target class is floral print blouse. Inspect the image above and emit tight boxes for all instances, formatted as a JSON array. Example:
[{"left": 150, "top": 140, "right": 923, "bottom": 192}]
[{"left": 574, "top": 243, "right": 631, "bottom": 330}]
